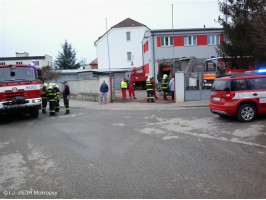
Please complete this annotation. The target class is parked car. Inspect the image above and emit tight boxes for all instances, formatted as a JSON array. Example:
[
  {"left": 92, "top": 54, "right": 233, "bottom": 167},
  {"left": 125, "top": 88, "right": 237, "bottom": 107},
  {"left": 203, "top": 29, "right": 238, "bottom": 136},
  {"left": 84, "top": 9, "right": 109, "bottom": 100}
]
[{"left": 209, "top": 71, "right": 266, "bottom": 122}]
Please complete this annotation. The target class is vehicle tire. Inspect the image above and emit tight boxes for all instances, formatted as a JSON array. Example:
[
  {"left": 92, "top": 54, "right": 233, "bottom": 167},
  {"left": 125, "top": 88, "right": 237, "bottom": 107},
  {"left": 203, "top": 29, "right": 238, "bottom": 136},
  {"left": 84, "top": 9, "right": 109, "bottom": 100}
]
[
  {"left": 237, "top": 104, "right": 256, "bottom": 122},
  {"left": 30, "top": 107, "right": 39, "bottom": 118}
]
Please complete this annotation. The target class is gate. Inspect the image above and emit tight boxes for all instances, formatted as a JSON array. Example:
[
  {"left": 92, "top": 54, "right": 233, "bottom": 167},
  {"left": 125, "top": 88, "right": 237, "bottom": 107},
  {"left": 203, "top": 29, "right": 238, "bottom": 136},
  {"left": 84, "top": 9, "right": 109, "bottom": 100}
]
[{"left": 184, "top": 72, "right": 211, "bottom": 101}]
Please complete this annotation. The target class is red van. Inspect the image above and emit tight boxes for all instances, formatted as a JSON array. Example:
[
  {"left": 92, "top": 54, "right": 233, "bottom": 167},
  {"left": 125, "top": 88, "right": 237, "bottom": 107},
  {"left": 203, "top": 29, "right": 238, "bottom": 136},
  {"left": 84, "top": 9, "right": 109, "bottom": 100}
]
[{"left": 209, "top": 73, "right": 266, "bottom": 122}]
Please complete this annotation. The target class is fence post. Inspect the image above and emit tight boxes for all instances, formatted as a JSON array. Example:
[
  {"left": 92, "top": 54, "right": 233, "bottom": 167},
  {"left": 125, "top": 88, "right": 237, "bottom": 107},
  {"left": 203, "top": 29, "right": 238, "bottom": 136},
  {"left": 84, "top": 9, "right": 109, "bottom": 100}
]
[{"left": 175, "top": 72, "right": 185, "bottom": 102}]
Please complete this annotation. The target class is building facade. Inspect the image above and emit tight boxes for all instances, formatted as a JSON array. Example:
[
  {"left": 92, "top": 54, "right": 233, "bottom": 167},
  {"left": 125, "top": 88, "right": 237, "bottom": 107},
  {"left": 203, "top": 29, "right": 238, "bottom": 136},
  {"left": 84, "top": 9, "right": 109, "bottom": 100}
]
[
  {"left": 94, "top": 18, "right": 150, "bottom": 71},
  {"left": 0, "top": 52, "right": 53, "bottom": 68},
  {"left": 142, "top": 28, "right": 224, "bottom": 80}
]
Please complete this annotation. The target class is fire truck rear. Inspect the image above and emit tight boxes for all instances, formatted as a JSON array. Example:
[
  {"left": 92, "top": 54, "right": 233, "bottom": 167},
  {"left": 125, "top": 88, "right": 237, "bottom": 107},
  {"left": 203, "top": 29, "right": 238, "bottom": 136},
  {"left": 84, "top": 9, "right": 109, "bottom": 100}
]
[{"left": 0, "top": 65, "right": 42, "bottom": 118}]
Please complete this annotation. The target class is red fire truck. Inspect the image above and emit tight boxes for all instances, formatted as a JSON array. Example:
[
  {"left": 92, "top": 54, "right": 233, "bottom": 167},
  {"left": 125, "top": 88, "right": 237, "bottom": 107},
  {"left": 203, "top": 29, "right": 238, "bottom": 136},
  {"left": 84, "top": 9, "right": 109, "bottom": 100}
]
[
  {"left": 203, "top": 56, "right": 255, "bottom": 88},
  {"left": 0, "top": 64, "right": 42, "bottom": 118},
  {"left": 129, "top": 65, "right": 148, "bottom": 89}
]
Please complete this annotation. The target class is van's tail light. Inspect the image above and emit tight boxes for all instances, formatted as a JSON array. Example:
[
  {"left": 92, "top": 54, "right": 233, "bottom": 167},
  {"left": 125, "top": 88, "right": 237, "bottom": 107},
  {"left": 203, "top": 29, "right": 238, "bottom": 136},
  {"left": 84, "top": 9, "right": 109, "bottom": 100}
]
[{"left": 225, "top": 92, "right": 235, "bottom": 100}]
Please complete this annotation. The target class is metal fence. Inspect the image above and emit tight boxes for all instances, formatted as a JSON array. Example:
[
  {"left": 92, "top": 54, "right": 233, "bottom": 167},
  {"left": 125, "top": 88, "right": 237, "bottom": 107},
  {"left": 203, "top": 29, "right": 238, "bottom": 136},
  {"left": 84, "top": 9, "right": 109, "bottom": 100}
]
[{"left": 184, "top": 72, "right": 212, "bottom": 101}]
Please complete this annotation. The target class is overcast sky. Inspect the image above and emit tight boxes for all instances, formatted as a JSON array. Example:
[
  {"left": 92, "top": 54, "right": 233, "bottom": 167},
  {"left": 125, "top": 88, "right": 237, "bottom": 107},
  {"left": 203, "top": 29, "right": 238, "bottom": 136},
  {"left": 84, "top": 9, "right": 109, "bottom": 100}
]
[{"left": 0, "top": 0, "right": 222, "bottom": 64}]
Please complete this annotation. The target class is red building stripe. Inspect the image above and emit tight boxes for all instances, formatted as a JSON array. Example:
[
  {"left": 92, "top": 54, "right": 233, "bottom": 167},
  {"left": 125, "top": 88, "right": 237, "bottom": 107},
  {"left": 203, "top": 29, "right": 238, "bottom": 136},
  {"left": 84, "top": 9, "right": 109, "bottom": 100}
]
[
  {"left": 143, "top": 41, "right": 149, "bottom": 53},
  {"left": 174, "top": 36, "right": 184, "bottom": 46},
  {"left": 220, "top": 34, "right": 224, "bottom": 43},
  {"left": 197, "top": 35, "right": 207, "bottom": 45},
  {"left": 157, "top": 37, "right": 161, "bottom": 47}
]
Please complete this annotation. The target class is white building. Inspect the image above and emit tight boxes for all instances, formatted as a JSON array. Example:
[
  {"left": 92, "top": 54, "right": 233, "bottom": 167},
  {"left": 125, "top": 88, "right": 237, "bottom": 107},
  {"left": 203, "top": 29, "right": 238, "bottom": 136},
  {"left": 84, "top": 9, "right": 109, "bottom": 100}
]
[
  {"left": 94, "top": 18, "right": 150, "bottom": 71},
  {"left": 0, "top": 52, "right": 53, "bottom": 68}
]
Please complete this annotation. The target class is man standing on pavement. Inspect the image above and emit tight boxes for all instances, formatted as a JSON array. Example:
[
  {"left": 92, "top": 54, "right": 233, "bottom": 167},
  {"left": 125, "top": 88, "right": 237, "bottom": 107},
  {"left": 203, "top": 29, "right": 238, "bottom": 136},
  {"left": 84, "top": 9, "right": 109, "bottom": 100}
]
[
  {"left": 128, "top": 80, "right": 136, "bottom": 100},
  {"left": 63, "top": 81, "right": 70, "bottom": 114},
  {"left": 100, "top": 80, "right": 109, "bottom": 104},
  {"left": 169, "top": 75, "right": 175, "bottom": 101},
  {"left": 121, "top": 79, "right": 127, "bottom": 101}
]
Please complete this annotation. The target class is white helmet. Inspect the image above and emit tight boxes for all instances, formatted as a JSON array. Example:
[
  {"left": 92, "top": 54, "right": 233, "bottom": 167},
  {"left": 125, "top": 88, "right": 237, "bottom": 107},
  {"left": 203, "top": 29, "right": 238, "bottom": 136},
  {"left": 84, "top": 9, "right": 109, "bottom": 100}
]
[
  {"left": 56, "top": 85, "right": 58, "bottom": 88},
  {"left": 147, "top": 76, "right": 152, "bottom": 81},
  {"left": 48, "top": 83, "right": 53, "bottom": 88},
  {"left": 163, "top": 74, "right": 168, "bottom": 79},
  {"left": 43, "top": 83, "right": 48, "bottom": 87}
]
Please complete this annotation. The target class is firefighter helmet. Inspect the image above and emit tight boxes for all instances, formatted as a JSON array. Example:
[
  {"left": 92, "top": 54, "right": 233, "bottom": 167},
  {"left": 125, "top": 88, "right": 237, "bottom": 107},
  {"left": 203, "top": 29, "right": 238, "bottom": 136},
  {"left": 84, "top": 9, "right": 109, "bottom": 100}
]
[
  {"left": 163, "top": 74, "right": 168, "bottom": 79},
  {"left": 43, "top": 83, "right": 48, "bottom": 87}
]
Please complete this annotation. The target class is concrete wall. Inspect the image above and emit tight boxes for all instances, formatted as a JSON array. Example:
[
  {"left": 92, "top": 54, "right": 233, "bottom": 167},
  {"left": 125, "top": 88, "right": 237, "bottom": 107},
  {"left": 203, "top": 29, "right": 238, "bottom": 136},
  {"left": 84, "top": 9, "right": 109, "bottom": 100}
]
[
  {"left": 174, "top": 72, "right": 185, "bottom": 103},
  {"left": 55, "top": 76, "right": 113, "bottom": 103}
]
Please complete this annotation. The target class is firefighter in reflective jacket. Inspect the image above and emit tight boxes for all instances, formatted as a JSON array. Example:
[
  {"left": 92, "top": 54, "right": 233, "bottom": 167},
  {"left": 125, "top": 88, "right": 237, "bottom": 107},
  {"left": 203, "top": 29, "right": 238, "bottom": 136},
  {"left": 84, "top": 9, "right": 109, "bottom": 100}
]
[
  {"left": 121, "top": 79, "right": 127, "bottom": 101},
  {"left": 47, "top": 83, "right": 56, "bottom": 116},
  {"left": 53, "top": 84, "right": 60, "bottom": 112},
  {"left": 162, "top": 74, "right": 169, "bottom": 100},
  {"left": 146, "top": 76, "right": 154, "bottom": 102},
  {"left": 41, "top": 83, "right": 48, "bottom": 113}
]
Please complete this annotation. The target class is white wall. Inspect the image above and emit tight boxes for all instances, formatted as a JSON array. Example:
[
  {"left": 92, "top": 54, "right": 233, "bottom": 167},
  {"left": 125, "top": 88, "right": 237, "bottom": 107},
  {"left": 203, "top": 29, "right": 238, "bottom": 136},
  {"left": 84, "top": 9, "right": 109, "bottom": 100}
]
[
  {"left": 175, "top": 72, "right": 185, "bottom": 103},
  {"left": 96, "top": 26, "right": 149, "bottom": 69},
  {"left": 55, "top": 76, "right": 113, "bottom": 103}
]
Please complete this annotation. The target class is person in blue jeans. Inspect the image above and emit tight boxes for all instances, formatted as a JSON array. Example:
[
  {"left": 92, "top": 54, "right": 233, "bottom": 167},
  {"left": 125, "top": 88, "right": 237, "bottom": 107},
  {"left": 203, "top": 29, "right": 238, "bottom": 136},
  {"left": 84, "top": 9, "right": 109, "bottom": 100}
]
[{"left": 100, "top": 80, "right": 109, "bottom": 104}]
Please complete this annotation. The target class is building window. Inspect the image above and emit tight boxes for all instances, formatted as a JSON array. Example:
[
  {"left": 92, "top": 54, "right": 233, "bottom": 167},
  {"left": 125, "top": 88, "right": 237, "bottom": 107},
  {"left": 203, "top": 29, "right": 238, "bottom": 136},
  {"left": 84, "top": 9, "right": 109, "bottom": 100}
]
[
  {"left": 16, "top": 62, "right": 23, "bottom": 64},
  {"left": 161, "top": 36, "right": 173, "bottom": 47},
  {"left": 0, "top": 62, "right": 5, "bottom": 65},
  {"left": 126, "top": 32, "right": 131, "bottom": 41},
  {"left": 127, "top": 52, "right": 132, "bottom": 61},
  {"left": 208, "top": 35, "right": 220, "bottom": 45},
  {"left": 32, "top": 61, "right": 39, "bottom": 65},
  {"left": 184, "top": 36, "right": 197, "bottom": 46}
]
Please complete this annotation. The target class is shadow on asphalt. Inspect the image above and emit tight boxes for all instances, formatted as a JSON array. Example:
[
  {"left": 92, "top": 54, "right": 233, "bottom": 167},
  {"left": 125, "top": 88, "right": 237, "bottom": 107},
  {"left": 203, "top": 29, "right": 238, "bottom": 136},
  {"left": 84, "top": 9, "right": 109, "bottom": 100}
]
[{"left": 0, "top": 112, "right": 35, "bottom": 124}]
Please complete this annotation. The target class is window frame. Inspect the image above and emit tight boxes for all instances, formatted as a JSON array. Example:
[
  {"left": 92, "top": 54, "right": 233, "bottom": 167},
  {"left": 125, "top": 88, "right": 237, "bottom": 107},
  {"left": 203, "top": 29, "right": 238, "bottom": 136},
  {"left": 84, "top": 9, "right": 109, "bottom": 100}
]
[
  {"left": 126, "top": 32, "right": 131, "bottom": 41},
  {"left": 207, "top": 35, "right": 220, "bottom": 45},
  {"left": 127, "top": 52, "right": 132, "bottom": 62},
  {"left": 184, "top": 36, "right": 197, "bottom": 46},
  {"left": 161, "top": 36, "right": 173, "bottom": 47}
]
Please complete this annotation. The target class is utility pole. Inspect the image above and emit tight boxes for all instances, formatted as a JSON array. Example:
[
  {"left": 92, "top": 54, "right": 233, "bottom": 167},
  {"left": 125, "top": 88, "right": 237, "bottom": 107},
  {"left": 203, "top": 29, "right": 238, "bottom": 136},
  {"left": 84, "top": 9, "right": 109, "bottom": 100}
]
[
  {"left": 106, "top": 18, "right": 111, "bottom": 72},
  {"left": 172, "top": 4, "right": 175, "bottom": 70}
]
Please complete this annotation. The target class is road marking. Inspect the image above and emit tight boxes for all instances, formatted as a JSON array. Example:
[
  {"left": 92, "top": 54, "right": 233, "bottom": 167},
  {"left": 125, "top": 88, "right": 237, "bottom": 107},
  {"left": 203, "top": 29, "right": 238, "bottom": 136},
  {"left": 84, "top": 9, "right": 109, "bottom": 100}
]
[
  {"left": 51, "top": 113, "right": 83, "bottom": 119},
  {"left": 112, "top": 123, "right": 125, "bottom": 127}
]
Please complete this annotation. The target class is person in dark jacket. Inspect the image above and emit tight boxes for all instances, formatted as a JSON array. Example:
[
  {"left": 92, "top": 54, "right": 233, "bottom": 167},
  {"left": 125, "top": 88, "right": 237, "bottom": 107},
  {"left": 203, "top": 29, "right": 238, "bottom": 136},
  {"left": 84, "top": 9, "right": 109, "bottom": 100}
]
[
  {"left": 41, "top": 83, "right": 48, "bottom": 113},
  {"left": 63, "top": 81, "right": 70, "bottom": 114},
  {"left": 47, "top": 83, "right": 56, "bottom": 116},
  {"left": 146, "top": 76, "right": 154, "bottom": 103},
  {"left": 53, "top": 84, "right": 60, "bottom": 112},
  {"left": 162, "top": 74, "right": 169, "bottom": 100},
  {"left": 100, "top": 80, "right": 109, "bottom": 104}
]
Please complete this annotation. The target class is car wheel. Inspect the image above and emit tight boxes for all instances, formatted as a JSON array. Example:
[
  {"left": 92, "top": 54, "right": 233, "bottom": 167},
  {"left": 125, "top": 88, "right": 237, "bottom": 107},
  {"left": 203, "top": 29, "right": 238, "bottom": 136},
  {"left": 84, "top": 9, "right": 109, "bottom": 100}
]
[{"left": 237, "top": 104, "right": 256, "bottom": 122}]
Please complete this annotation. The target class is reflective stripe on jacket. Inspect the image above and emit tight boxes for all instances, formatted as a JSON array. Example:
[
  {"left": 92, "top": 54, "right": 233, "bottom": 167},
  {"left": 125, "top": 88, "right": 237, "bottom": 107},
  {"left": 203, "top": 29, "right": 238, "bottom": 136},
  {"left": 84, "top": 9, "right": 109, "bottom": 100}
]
[
  {"left": 146, "top": 81, "right": 153, "bottom": 91},
  {"left": 162, "top": 78, "right": 169, "bottom": 90}
]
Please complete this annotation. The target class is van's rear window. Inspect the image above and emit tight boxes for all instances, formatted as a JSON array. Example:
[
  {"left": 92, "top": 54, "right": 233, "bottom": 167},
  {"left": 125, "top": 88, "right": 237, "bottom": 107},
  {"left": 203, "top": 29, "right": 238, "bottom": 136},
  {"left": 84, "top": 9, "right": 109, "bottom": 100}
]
[{"left": 212, "top": 80, "right": 230, "bottom": 91}]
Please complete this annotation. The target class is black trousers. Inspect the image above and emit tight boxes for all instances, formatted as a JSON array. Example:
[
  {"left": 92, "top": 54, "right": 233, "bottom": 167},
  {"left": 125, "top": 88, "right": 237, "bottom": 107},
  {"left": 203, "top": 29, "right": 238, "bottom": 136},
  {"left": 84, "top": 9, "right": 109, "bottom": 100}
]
[
  {"left": 49, "top": 101, "right": 56, "bottom": 116},
  {"left": 63, "top": 96, "right": 70, "bottom": 113},
  {"left": 146, "top": 90, "right": 154, "bottom": 102},
  {"left": 42, "top": 99, "right": 47, "bottom": 113}
]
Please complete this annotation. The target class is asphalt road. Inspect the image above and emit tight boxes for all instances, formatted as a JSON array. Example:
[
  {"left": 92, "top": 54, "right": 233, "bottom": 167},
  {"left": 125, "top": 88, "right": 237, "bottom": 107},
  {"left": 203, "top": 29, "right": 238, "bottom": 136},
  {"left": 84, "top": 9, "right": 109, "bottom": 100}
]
[{"left": 0, "top": 103, "right": 266, "bottom": 198}]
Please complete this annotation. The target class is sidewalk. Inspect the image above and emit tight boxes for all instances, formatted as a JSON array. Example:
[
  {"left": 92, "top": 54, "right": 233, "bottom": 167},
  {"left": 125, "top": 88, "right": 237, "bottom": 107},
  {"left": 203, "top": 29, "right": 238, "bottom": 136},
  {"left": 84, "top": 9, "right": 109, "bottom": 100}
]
[{"left": 68, "top": 99, "right": 209, "bottom": 109}]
